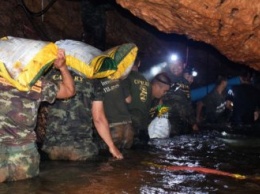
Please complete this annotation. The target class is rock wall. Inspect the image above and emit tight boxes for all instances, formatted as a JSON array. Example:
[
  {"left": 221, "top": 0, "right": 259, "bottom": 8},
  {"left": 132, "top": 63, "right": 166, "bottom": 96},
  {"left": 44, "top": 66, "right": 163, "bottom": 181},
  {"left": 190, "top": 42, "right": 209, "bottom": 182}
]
[
  {"left": 0, "top": 0, "right": 170, "bottom": 56},
  {"left": 116, "top": 0, "right": 260, "bottom": 70},
  {"left": 0, "top": 0, "right": 83, "bottom": 41}
]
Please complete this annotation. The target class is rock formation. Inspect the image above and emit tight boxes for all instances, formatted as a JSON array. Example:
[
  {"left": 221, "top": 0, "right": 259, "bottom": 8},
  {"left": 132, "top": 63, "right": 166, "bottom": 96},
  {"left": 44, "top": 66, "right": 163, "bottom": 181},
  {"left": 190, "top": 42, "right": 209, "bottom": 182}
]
[{"left": 116, "top": 0, "right": 260, "bottom": 71}]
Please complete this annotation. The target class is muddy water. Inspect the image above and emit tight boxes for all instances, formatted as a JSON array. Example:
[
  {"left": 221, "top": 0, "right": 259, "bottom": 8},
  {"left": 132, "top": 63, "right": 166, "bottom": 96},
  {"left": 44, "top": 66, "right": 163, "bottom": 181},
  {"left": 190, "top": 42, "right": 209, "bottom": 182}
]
[{"left": 1, "top": 131, "right": 260, "bottom": 194}]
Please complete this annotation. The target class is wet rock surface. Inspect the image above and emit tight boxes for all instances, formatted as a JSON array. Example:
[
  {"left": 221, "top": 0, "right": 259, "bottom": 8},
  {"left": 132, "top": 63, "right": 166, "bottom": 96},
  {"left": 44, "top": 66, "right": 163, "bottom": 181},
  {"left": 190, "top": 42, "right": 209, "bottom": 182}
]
[{"left": 116, "top": 0, "right": 260, "bottom": 71}]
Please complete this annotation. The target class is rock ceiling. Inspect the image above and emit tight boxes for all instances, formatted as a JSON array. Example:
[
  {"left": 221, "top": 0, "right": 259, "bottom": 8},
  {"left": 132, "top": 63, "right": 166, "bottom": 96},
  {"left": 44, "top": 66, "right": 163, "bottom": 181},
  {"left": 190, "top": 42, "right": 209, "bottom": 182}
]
[{"left": 116, "top": 0, "right": 260, "bottom": 71}]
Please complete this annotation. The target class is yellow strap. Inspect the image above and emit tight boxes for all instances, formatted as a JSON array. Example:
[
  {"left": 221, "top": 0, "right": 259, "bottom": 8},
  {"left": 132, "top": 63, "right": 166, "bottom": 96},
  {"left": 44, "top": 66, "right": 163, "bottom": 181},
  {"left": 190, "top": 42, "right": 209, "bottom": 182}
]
[{"left": 0, "top": 76, "right": 42, "bottom": 93}]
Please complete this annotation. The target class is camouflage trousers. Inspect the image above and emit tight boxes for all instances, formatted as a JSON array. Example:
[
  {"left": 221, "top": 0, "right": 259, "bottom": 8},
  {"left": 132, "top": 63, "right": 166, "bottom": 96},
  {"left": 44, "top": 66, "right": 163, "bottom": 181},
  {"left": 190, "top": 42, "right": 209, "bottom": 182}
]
[
  {"left": 96, "top": 123, "right": 134, "bottom": 150},
  {"left": 0, "top": 143, "right": 40, "bottom": 182},
  {"left": 167, "top": 101, "right": 196, "bottom": 136},
  {"left": 42, "top": 139, "right": 98, "bottom": 161},
  {"left": 130, "top": 111, "right": 149, "bottom": 145}
]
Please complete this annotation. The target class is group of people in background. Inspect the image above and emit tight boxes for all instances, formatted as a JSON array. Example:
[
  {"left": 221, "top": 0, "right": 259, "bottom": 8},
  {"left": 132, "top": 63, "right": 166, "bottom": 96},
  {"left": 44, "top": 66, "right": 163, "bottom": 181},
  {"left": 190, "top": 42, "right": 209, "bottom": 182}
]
[
  {"left": 196, "top": 71, "right": 260, "bottom": 128},
  {"left": 1, "top": 48, "right": 260, "bottom": 183}
]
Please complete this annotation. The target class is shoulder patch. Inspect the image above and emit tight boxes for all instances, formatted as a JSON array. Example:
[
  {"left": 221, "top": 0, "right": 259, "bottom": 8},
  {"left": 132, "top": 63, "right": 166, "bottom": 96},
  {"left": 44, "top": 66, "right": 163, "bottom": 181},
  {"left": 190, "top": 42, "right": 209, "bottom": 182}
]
[{"left": 31, "top": 80, "right": 42, "bottom": 93}]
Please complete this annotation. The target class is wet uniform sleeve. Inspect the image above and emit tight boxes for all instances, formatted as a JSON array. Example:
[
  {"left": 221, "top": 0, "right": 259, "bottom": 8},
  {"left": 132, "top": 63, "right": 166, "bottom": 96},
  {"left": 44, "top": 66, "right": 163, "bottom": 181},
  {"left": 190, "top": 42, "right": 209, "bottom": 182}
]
[
  {"left": 121, "top": 77, "right": 131, "bottom": 95},
  {"left": 92, "top": 79, "right": 104, "bottom": 101},
  {"left": 41, "top": 79, "right": 59, "bottom": 104},
  {"left": 122, "top": 85, "right": 131, "bottom": 98}
]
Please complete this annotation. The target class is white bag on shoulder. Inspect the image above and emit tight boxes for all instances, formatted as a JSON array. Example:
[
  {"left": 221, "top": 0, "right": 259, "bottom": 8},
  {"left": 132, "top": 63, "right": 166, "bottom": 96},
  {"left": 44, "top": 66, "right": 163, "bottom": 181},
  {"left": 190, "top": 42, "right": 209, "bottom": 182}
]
[{"left": 0, "top": 36, "right": 57, "bottom": 91}]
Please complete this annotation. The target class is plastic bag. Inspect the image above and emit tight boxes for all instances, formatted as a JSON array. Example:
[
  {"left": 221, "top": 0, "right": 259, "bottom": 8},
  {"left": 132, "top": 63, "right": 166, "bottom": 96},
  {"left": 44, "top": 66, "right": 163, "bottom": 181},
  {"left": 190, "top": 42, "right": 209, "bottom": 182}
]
[
  {"left": 55, "top": 39, "right": 117, "bottom": 78},
  {"left": 0, "top": 36, "right": 57, "bottom": 91},
  {"left": 105, "top": 43, "right": 138, "bottom": 80},
  {"left": 148, "top": 113, "right": 171, "bottom": 139}
]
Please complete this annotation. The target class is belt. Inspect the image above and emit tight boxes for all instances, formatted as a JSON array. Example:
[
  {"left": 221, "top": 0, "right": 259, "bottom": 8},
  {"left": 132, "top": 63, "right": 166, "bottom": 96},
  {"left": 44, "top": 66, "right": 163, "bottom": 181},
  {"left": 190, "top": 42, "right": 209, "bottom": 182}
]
[
  {"left": 109, "top": 120, "right": 132, "bottom": 128},
  {"left": 0, "top": 143, "right": 36, "bottom": 153}
]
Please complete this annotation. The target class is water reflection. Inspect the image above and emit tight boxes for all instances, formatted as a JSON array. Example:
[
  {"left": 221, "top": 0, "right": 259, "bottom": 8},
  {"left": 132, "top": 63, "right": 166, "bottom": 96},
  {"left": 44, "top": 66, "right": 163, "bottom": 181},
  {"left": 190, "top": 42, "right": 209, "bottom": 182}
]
[{"left": 1, "top": 131, "right": 260, "bottom": 194}]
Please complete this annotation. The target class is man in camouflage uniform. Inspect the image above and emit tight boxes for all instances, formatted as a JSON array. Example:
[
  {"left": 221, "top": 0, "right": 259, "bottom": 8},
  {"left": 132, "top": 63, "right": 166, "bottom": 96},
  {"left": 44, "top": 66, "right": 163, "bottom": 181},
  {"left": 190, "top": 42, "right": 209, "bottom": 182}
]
[
  {"left": 0, "top": 49, "right": 75, "bottom": 182},
  {"left": 163, "top": 58, "right": 199, "bottom": 136},
  {"left": 42, "top": 69, "right": 123, "bottom": 161}
]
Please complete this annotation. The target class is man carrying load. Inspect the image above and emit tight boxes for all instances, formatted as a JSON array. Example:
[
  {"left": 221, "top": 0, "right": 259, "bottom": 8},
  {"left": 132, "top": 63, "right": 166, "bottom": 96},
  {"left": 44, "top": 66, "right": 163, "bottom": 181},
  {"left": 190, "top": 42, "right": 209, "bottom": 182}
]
[{"left": 0, "top": 49, "right": 75, "bottom": 182}]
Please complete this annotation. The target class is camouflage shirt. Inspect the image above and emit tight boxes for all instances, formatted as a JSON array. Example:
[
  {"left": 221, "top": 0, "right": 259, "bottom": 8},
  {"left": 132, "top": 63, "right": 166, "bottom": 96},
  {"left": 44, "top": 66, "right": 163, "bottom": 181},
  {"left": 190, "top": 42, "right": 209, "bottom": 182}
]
[
  {"left": 43, "top": 69, "right": 103, "bottom": 146},
  {"left": 163, "top": 75, "right": 196, "bottom": 127},
  {"left": 0, "top": 77, "right": 58, "bottom": 146},
  {"left": 164, "top": 76, "right": 191, "bottom": 102}
]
